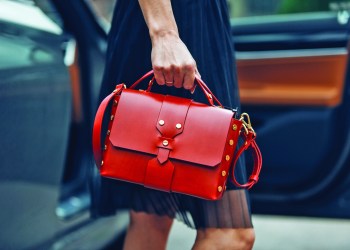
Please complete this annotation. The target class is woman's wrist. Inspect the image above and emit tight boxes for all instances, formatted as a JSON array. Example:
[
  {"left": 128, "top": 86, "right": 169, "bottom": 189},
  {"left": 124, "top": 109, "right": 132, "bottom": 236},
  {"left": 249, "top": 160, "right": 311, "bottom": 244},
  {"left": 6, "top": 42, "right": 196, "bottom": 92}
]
[{"left": 150, "top": 28, "right": 179, "bottom": 43}]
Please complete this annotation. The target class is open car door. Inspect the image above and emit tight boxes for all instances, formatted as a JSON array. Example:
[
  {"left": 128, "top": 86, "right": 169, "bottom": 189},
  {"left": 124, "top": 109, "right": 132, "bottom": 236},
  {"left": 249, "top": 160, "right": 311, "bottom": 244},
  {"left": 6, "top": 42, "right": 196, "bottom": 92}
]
[{"left": 231, "top": 0, "right": 350, "bottom": 218}]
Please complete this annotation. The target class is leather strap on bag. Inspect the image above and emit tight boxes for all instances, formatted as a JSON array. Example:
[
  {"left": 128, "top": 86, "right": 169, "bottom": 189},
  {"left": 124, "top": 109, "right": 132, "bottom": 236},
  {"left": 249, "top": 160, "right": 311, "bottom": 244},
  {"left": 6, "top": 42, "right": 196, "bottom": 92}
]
[
  {"left": 230, "top": 131, "right": 262, "bottom": 189},
  {"left": 92, "top": 84, "right": 125, "bottom": 167},
  {"left": 130, "top": 70, "right": 223, "bottom": 107}
]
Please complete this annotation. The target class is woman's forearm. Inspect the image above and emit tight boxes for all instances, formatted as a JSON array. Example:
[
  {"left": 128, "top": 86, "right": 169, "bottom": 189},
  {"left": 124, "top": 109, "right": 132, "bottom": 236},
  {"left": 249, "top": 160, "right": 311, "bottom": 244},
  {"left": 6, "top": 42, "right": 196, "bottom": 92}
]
[{"left": 138, "top": 0, "right": 179, "bottom": 41}]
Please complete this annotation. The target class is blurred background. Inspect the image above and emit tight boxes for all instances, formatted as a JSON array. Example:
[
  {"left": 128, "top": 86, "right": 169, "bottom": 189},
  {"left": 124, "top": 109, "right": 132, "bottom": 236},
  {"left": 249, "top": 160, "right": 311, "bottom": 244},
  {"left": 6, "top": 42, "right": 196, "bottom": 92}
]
[{"left": 1, "top": 0, "right": 350, "bottom": 249}]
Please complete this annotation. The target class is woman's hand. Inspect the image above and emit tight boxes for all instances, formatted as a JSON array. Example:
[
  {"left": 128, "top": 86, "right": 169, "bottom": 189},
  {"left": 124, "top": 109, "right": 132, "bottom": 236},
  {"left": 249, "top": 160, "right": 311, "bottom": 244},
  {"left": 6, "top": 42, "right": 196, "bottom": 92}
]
[
  {"left": 151, "top": 30, "right": 198, "bottom": 89},
  {"left": 138, "top": 0, "right": 199, "bottom": 90}
]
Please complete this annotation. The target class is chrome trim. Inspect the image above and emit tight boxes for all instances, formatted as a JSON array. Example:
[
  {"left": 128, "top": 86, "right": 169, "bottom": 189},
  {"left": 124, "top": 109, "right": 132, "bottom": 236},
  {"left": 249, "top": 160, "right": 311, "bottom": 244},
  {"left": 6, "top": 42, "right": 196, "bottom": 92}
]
[
  {"left": 236, "top": 48, "right": 348, "bottom": 60},
  {"left": 64, "top": 39, "right": 77, "bottom": 67},
  {"left": 56, "top": 193, "right": 90, "bottom": 220}
]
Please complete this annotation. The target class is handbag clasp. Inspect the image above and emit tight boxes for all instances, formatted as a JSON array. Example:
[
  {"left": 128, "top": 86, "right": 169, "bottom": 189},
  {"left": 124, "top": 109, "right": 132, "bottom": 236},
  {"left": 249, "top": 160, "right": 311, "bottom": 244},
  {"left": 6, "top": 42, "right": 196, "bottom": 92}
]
[{"left": 239, "top": 113, "right": 255, "bottom": 136}]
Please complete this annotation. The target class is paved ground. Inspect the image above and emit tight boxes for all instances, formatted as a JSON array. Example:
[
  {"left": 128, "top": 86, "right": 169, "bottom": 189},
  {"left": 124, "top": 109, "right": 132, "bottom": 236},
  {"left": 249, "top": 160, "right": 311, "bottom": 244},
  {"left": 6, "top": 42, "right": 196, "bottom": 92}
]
[{"left": 167, "top": 215, "right": 350, "bottom": 250}]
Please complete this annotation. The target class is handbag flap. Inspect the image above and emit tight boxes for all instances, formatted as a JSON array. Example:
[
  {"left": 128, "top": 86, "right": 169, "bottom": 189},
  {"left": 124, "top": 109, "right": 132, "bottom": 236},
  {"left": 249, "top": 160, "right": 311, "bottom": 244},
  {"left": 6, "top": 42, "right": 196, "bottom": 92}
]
[{"left": 109, "top": 89, "right": 234, "bottom": 167}]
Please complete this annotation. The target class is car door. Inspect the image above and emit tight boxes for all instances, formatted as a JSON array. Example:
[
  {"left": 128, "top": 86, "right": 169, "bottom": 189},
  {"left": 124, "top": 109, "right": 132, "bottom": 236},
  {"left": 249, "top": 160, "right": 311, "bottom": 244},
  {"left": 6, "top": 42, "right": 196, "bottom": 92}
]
[
  {"left": 229, "top": 0, "right": 350, "bottom": 218},
  {"left": 0, "top": 1, "right": 74, "bottom": 249},
  {"left": 0, "top": 1, "right": 124, "bottom": 249}
]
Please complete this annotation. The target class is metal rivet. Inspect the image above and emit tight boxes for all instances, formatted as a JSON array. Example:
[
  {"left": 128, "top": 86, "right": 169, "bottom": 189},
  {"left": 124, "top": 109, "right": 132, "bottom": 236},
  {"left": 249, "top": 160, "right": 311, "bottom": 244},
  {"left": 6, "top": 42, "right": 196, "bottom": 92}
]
[
  {"left": 163, "top": 140, "right": 169, "bottom": 146},
  {"left": 229, "top": 139, "right": 234, "bottom": 146},
  {"left": 221, "top": 171, "right": 226, "bottom": 177},
  {"left": 104, "top": 145, "right": 107, "bottom": 150},
  {"left": 113, "top": 100, "right": 118, "bottom": 106},
  {"left": 101, "top": 161, "right": 104, "bottom": 166},
  {"left": 176, "top": 123, "right": 182, "bottom": 129},
  {"left": 218, "top": 186, "right": 223, "bottom": 192},
  {"left": 107, "top": 130, "right": 110, "bottom": 135},
  {"left": 232, "top": 124, "right": 237, "bottom": 131},
  {"left": 110, "top": 115, "right": 114, "bottom": 121},
  {"left": 159, "top": 120, "right": 165, "bottom": 126},
  {"left": 225, "top": 155, "right": 230, "bottom": 161}
]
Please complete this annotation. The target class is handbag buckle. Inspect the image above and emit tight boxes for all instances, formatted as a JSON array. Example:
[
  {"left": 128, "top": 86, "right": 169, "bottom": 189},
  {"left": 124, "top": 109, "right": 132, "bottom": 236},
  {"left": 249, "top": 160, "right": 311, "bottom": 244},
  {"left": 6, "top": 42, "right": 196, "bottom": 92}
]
[{"left": 239, "top": 113, "right": 255, "bottom": 136}]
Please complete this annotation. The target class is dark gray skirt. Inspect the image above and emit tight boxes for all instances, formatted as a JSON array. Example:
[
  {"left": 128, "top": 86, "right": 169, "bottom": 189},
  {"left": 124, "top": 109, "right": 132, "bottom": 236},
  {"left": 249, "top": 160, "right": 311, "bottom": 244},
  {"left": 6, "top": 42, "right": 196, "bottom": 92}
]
[{"left": 95, "top": 0, "right": 252, "bottom": 229}]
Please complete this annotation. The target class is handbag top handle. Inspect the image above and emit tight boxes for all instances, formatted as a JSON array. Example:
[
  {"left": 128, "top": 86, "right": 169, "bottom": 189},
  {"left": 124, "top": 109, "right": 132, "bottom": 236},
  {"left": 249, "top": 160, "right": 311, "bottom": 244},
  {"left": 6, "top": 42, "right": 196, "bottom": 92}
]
[{"left": 129, "top": 70, "right": 223, "bottom": 107}]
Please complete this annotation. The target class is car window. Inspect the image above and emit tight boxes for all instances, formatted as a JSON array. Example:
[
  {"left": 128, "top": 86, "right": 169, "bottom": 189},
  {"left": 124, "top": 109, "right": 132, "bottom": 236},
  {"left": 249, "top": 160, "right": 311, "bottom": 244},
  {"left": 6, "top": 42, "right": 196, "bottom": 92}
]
[
  {"left": 228, "top": 0, "right": 350, "bottom": 18},
  {"left": 0, "top": 37, "right": 55, "bottom": 69},
  {"left": 0, "top": 0, "right": 62, "bottom": 34},
  {"left": 0, "top": 0, "right": 63, "bottom": 69}
]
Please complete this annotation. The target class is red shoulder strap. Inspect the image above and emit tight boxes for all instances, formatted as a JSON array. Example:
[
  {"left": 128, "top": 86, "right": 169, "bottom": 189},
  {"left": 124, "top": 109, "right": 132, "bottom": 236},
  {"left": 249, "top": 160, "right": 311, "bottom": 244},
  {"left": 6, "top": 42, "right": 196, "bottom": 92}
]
[
  {"left": 92, "top": 84, "right": 124, "bottom": 167},
  {"left": 230, "top": 132, "right": 262, "bottom": 189}
]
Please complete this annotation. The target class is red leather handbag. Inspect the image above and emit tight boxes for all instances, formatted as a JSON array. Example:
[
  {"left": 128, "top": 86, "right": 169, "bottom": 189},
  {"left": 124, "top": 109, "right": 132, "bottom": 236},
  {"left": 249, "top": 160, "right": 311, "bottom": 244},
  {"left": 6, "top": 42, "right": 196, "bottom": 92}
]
[{"left": 93, "top": 71, "right": 262, "bottom": 200}]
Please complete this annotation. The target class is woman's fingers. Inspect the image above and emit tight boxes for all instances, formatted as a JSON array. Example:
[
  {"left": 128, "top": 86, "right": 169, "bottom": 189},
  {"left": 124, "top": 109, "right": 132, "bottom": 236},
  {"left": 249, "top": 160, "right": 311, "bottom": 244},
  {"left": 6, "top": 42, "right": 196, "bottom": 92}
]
[
  {"left": 154, "top": 65, "right": 196, "bottom": 89},
  {"left": 153, "top": 66, "right": 166, "bottom": 85},
  {"left": 183, "top": 72, "right": 195, "bottom": 90},
  {"left": 151, "top": 35, "right": 197, "bottom": 89},
  {"left": 173, "top": 67, "right": 183, "bottom": 88},
  {"left": 183, "top": 64, "right": 196, "bottom": 89},
  {"left": 163, "top": 66, "right": 174, "bottom": 86}
]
